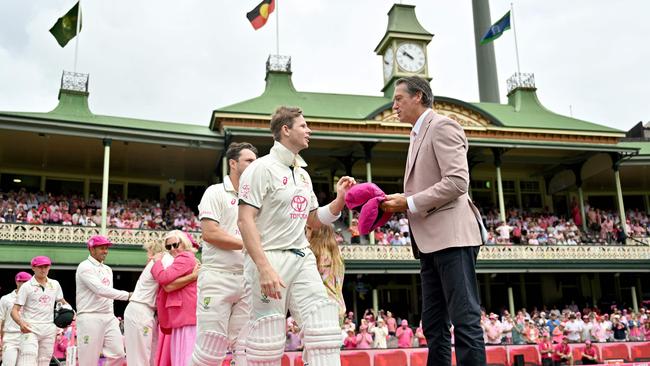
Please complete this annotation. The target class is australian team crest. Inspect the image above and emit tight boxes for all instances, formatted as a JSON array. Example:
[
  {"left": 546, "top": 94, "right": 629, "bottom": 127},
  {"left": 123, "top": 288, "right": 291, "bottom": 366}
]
[
  {"left": 261, "top": 293, "right": 270, "bottom": 304},
  {"left": 202, "top": 297, "right": 211, "bottom": 309},
  {"left": 83, "top": 335, "right": 90, "bottom": 344},
  {"left": 143, "top": 326, "right": 150, "bottom": 336}
]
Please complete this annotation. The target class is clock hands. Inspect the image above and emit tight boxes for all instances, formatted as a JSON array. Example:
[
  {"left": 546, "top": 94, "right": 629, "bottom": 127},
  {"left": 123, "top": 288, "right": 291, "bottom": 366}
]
[{"left": 401, "top": 51, "right": 414, "bottom": 60}]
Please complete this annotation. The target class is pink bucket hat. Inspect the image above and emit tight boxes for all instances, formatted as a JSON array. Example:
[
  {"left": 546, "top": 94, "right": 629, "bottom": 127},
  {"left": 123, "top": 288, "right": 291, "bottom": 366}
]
[
  {"left": 31, "top": 256, "right": 52, "bottom": 267},
  {"left": 345, "top": 183, "right": 385, "bottom": 210},
  {"left": 15, "top": 271, "right": 32, "bottom": 282},
  {"left": 87, "top": 235, "right": 112, "bottom": 248},
  {"left": 344, "top": 183, "right": 393, "bottom": 235}
]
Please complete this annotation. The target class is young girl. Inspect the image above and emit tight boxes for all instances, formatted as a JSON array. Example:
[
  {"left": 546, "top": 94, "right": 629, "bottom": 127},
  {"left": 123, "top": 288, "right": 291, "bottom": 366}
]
[{"left": 308, "top": 224, "right": 346, "bottom": 322}]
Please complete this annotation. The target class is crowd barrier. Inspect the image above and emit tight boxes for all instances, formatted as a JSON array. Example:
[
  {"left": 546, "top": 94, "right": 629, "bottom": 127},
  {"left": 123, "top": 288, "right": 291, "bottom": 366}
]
[{"left": 216, "top": 342, "right": 650, "bottom": 366}]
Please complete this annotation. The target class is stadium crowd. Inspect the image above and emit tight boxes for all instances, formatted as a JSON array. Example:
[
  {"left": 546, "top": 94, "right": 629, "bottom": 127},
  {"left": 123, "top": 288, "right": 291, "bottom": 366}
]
[{"left": 0, "top": 188, "right": 200, "bottom": 231}]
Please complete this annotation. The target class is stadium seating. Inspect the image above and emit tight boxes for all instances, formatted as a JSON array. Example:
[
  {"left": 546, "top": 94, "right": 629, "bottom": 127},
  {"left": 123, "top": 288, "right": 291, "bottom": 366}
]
[
  {"left": 374, "top": 349, "right": 407, "bottom": 366},
  {"left": 410, "top": 349, "right": 428, "bottom": 366},
  {"left": 630, "top": 341, "right": 650, "bottom": 361},
  {"left": 485, "top": 345, "right": 508, "bottom": 366},
  {"left": 340, "top": 351, "right": 371, "bottom": 366},
  {"left": 509, "top": 345, "right": 540, "bottom": 366},
  {"left": 600, "top": 342, "right": 630, "bottom": 362}
]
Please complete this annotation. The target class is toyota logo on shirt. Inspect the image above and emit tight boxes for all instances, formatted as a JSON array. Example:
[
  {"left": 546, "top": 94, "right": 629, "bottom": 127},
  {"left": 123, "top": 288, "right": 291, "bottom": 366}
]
[{"left": 291, "top": 195, "right": 308, "bottom": 212}]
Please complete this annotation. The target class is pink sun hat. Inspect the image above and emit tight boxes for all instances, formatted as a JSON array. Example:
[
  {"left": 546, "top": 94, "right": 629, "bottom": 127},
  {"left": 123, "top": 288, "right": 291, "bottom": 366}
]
[
  {"left": 15, "top": 271, "right": 32, "bottom": 282},
  {"left": 31, "top": 256, "right": 52, "bottom": 267},
  {"left": 87, "top": 235, "right": 112, "bottom": 248},
  {"left": 345, "top": 183, "right": 393, "bottom": 235}
]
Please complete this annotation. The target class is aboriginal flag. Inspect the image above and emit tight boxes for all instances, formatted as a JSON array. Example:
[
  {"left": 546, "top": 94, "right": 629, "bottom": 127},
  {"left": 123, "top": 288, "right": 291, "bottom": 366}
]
[{"left": 247, "top": 0, "right": 275, "bottom": 30}]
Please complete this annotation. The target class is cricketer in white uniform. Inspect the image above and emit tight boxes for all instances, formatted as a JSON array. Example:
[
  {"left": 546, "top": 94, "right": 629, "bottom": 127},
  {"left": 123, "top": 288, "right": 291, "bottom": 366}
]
[
  {"left": 191, "top": 142, "right": 258, "bottom": 366},
  {"left": 75, "top": 235, "right": 131, "bottom": 366},
  {"left": 238, "top": 106, "right": 355, "bottom": 366},
  {"left": 0, "top": 271, "right": 32, "bottom": 366},
  {"left": 11, "top": 256, "right": 70, "bottom": 366}
]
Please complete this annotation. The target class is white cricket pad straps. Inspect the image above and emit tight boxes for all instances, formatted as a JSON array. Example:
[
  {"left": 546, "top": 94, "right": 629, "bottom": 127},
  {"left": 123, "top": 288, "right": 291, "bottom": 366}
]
[
  {"left": 246, "top": 314, "right": 286, "bottom": 366},
  {"left": 302, "top": 300, "right": 342, "bottom": 366},
  {"left": 191, "top": 330, "right": 228, "bottom": 366}
]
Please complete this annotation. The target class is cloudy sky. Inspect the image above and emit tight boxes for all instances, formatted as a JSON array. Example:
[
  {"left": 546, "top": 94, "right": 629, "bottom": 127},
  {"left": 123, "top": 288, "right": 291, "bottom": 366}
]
[{"left": 0, "top": 0, "right": 648, "bottom": 131}]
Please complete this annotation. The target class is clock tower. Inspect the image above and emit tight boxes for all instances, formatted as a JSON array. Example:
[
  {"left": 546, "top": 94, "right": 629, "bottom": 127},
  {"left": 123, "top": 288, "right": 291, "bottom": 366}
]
[{"left": 375, "top": 4, "right": 433, "bottom": 97}]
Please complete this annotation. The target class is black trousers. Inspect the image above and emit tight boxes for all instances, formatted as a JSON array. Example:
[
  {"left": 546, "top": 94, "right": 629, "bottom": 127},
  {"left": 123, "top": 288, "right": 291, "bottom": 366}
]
[{"left": 420, "top": 246, "right": 486, "bottom": 366}]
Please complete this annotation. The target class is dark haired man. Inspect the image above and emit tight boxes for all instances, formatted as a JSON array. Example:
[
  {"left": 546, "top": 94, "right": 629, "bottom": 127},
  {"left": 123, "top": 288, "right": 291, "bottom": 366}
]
[
  {"left": 382, "top": 76, "right": 486, "bottom": 365},
  {"left": 191, "top": 142, "right": 258, "bottom": 366}
]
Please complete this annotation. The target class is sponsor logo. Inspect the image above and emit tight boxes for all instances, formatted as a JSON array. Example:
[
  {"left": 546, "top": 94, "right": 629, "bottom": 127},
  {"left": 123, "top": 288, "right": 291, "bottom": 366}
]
[
  {"left": 101, "top": 277, "right": 110, "bottom": 286},
  {"left": 230, "top": 198, "right": 236, "bottom": 205},
  {"left": 39, "top": 294, "right": 51, "bottom": 304},
  {"left": 240, "top": 184, "right": 251, "bottom": 199},
  {"left": 290, "top": 195, "right": 309, "bottom": 219},
  {"left": 282, "top": 176, "right": 288, "bottom": 185}
]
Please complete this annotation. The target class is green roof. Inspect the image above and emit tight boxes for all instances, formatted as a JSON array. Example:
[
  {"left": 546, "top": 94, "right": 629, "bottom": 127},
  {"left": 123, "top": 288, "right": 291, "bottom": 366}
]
[
  {"left": 618, "top": 141, "right": 650, "bottom": 155},
  {"left": 1, "top": 90, "right": 217, "bottom": 138},
  {"left": 472, "top": 89, "right": 623, "bottom": 134},
  {"left": 215, "top": 71, "right": 392, "bottom": 120}
]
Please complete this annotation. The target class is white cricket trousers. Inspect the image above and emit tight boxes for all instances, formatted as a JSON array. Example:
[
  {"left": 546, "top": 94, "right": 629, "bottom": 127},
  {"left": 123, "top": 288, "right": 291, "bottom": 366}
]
[
  {"left": 16, "top": 322, "right": 56, "bottom": 366},
  {"left": 124, "top": 301, "right": 158, "bottom": 366},
  {"left": 2, "top": 331, "right": 21, "bottom": 366},
  {"left": 192, "top": 267, "right": 250, "bottom": 364},
  {"left": 76, "top": 313, "right": 125, "bottom": 366}
]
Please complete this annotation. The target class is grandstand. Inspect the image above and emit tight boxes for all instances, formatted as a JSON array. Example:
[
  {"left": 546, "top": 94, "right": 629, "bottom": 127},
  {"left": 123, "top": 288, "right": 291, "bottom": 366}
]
[{"left": 1, "top": 3, "right": 649, "bottom": 364}]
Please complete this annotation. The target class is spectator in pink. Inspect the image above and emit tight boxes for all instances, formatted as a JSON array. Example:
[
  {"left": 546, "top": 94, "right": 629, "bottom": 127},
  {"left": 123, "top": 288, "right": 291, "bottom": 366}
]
[
  {"left": 415, "top": 320, "right": 427, "bottom": 347},
  {"left": 580, "top": 340, "right": 598, "bottom": 365},
  {"left": 396, "top": 319, "right": 414, "bottom": 348},
  {"left": 483, "top": 313, "right": 502, "bottom": 344},
  {"left": 552, "top": 336, "right": 573, "bottom": 366},
  {"left": 53, "top": 329, "right": 68, "bottom": 361},
  {"left": 151, "top": 230, "right": 199, "bottom": 366},
  {"left": 385, "top": 311, "right": 397, "bottom": 336},
  {"left": 538, "top": 333, "right": 553, "bottom": 366},
  {"left": 356, "top": 324, "right": 373, "bottom": 349},
  {"left": 343, "top": 330, "right": 357, "bottom": 349}
]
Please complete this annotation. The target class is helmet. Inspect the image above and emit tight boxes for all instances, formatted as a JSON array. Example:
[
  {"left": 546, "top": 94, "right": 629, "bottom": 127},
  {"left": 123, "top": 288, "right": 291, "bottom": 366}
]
[{"left": 54, "top": 307, "right": 75, "bottom": 328}]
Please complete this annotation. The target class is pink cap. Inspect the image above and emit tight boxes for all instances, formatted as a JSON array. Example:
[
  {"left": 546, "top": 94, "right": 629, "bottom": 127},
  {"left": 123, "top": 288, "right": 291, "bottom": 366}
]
[
  {"left": 358, "top": 196, "right": 392, "bottom": 235},
  {"left": 401, "top": 319, "right": 408, "bottom": 326},
  {"left": 31, "top": 256, "right": 52, "bottom": 267},
  {"left": 15, "top": 271, "right": 32, "bottom": 282},
  {"left": 87, "top": 235, "right": 112, "bottom": 248}
]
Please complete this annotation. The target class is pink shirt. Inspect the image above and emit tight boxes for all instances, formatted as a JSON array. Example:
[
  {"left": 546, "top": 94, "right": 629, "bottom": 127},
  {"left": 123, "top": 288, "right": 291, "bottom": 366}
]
[
  {"left": 396, "top": 326, "right": 414, "bottom": 348},
  {"left": 151, "top": 251, "right": 197, "bottom": 331},
  {"left": 356, "top": 332, "right": 373, "bottom": 349},
  {"left": 386, "top": 317, "right": 397, "bottom": 333}
]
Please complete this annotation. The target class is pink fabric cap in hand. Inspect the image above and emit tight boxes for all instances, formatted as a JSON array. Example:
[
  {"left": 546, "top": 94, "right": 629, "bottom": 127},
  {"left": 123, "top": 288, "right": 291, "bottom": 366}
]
[
  {"left": 358, "top": 196, "right": 392, "bottom": 235},
  {"left": 345, "top": 183, "right": 385, "bottom": 210}
]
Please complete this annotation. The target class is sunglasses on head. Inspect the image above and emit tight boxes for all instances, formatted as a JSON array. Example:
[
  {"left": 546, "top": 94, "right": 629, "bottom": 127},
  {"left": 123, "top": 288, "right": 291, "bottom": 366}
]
[{"left": 165, "top": 242, "right": 180, "bottom": 250}]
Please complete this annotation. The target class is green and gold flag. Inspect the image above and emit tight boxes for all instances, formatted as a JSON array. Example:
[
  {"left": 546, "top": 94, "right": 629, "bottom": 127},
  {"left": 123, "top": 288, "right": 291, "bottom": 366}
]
[{"left": 49, "top": 1, "right": 82, "bottom": 48}]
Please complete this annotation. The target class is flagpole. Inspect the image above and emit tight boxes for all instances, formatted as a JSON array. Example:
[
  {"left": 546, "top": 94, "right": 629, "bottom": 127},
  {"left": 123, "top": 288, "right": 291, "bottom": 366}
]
[
  {"left": 510, "top": 3, "right": 522, "bottom": 82},
  {"left": 275, "top": 0, "right": 280, "bottom": 55},
  {"left": 74, "top": 0, "right": 82, "bottom": 72}
]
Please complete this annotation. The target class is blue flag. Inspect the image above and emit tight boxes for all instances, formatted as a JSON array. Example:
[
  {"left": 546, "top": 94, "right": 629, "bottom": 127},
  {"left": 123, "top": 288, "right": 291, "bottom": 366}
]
[{"left": 480, "top": 11, "right": 511, "bottom": 45}]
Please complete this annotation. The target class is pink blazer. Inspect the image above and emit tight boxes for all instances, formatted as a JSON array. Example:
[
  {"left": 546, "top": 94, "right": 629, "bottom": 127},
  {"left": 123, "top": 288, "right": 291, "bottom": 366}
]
[
  {"left": 404, "top": 112, "right": 482, "bottom": 254},
  {"left": 151, "top": 251, "right": 197, "bottom": 331}
]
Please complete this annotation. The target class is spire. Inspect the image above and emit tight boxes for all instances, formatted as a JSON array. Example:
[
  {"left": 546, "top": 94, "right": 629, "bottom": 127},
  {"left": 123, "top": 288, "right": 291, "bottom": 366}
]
[{"left": 51, "top": 70, "right": 93, "bottom": 117}]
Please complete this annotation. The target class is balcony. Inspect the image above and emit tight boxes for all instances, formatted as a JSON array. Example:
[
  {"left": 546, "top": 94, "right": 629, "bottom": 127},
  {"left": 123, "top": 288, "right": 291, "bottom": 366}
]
[{"left": 1, "top": 223, "right": 649, "bottom": 272}]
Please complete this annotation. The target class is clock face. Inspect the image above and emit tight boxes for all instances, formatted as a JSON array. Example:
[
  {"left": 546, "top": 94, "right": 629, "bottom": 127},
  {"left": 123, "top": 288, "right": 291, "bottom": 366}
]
[
  {"left": 396, "top": 42, "right": 426, "bottom": 73},
  {"left": 383, "top": 47, "right": 394, "bottom": 80}
]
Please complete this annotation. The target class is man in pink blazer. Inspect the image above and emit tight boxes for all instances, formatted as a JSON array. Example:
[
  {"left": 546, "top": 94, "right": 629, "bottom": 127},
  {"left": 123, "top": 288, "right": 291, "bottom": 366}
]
[{"left": 382, "top": 76, "right": 486, "bottom": 365}]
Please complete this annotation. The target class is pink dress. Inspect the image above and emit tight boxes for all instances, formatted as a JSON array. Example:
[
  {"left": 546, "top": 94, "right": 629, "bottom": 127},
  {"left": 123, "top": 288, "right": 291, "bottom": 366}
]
[{"left": 152, "top": 252, "right": 197, "bottom": 366}]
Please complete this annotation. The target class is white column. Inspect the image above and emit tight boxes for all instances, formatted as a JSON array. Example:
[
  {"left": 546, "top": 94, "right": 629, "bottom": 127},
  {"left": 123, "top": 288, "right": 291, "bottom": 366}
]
[
  {"left": 578, "top": 186, "right": 587, "bottom": 232},
  {"left": 507, "top": 287, "right": 515, "bottom": 318},
  {"left": 372, "top": 289, "right": 379, "bottom": 317},
  {"left": 614, "top": 168, "right": 627, "bottom": 235},
  {"left": 100, "top": 139, "right": 111, "bottom": 235},
  {"left": 222, "top": 156, "right": 228, "bottom": 180},
  {"left": 631, "top": 286, "right": 639, "bottom": 313},
  {"left": 496, "top": 166, "right": 506, "bottom": 223}
]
